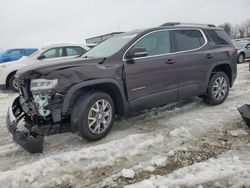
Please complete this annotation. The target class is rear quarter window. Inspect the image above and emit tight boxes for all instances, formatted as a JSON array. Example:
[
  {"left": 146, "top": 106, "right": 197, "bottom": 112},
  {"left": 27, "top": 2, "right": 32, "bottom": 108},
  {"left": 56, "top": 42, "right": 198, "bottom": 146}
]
[{"left": 207, "top": 30, "right": 232, "bottom": 46}]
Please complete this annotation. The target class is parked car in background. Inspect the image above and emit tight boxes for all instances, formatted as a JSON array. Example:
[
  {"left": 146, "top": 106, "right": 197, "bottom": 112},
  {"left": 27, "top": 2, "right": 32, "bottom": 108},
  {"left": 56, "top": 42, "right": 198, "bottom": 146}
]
[
  {"left": 0, "top": 48, "right": 38, "bottom": 63},
  {"left": 234, "top": 41, "right": 250, "bottom": 63},
  {"left": 6, "top": 23, "right": 237, "bottom": 153},
  {"left": 0, "top": 43, "right": 89, "bottom": 91}
]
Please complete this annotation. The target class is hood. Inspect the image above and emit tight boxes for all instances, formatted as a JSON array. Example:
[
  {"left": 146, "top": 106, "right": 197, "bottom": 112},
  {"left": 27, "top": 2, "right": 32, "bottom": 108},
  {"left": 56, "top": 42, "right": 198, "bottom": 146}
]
[{"left": 16, "top": 57, "right": 106, "bottom": 80}]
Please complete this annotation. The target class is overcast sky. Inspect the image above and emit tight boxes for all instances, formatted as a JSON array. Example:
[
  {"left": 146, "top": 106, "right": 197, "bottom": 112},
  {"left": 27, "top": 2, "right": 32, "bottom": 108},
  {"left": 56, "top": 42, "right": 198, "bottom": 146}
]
[{"left": 0, "top": 0, "right": 250, "bottom": 49}]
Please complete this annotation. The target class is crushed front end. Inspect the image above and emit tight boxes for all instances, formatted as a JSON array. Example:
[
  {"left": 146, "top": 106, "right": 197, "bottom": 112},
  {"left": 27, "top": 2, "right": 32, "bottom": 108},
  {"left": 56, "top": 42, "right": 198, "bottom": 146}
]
[{"left": 6, "top": 79, "right": 66, "bottom": 153}]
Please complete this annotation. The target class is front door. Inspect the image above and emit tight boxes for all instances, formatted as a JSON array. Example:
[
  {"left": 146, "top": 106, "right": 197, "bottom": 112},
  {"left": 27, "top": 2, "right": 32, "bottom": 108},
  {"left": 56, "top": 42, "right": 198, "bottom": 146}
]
[{"left": 123, "top": 30, "right": 177, "bottom": 111}]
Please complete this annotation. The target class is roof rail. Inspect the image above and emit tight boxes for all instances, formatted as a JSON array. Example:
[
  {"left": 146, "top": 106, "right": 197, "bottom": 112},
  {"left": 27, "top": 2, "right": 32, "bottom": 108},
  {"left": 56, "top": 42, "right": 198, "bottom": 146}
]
[{"left": 160, "top": 22, "right": 216, "bottom": 28}]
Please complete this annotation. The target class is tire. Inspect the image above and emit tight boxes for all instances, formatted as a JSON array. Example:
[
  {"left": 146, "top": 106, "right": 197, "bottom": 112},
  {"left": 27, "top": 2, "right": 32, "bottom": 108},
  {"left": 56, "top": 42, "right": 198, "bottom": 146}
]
[
  {"left": 203, "top": 72, "right": 230, "bottom": 105},
  {"left": 238, "top": 53, "right": 245, "bottom": 64},
  {"left": 71, "top": 92, "right": 115, "bottom": 141},
  {"left": 8, "top": 74, "right": 19, "bottom": 92}
]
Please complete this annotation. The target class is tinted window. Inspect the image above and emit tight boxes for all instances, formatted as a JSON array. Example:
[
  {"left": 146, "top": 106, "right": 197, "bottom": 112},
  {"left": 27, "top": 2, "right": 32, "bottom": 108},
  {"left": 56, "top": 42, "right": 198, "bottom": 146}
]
[
  {"left": 66, "top": 47, "right": 85, "bottom": 56},
  {"left": 207, "top": 30, "right": 231, "bottom": 45},
  {"left": 132, "top": 31, "right": 171, "bottom": 56},
  {"left": 42, "top": 48, "right": 63, "bottom": 59},
  {"left": 174, "top": 30, "right": 205, "bottom": 51}
]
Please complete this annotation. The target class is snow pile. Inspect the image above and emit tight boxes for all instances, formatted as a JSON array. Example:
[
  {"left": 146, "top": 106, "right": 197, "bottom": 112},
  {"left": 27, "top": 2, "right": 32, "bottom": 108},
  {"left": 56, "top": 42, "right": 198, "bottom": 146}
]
[
  {"left": 0, "top": 133, "right": 165, "bottom": 187},
  {"left": 126, "top": 144, "right": 250, "bottom": 188},
  {"left": 169, "top": 127, "right": 191, "bottom": 138},
  {"left": 227, "top": 129, "right": 248, "bottom": 137},
  {"left": 149, "top": 155, "right": 167, "bottom": 167},
  {"left": 121, "top": 169, "right": 135, "bottom": 179}
]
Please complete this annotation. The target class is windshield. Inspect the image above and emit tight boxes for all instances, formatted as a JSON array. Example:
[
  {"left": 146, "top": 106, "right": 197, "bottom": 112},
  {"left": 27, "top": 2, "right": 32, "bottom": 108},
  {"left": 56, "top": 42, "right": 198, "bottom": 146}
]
[
  {"left": 29, "top": 49, "right": 42, "bottom": 58},
  {"left": 1, "top": 49, "right": 11, "bottom": 56},
  {"left": 83, "top": 34, "right": 137, "bottom": 58},
  {"left": 234, "top": 42, "right": 247, "bottom": 49}
]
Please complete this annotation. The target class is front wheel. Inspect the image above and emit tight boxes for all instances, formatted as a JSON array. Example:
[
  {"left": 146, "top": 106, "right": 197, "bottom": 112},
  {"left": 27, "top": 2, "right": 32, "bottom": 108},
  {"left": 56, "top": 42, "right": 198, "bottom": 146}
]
[
  {"left": 203, "top": 72, "right": 230, "bottom": 105},
  {"left": 71, "top": 92, "right": 115, "bottom": 141},
  {"left": 8, "top": 74, "right": 19, "bottom": 92}
]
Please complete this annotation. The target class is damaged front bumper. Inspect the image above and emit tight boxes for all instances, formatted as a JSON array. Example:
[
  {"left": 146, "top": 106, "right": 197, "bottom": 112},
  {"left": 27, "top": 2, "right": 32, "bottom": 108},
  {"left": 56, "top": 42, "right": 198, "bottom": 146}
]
[
  {"left": 6, "top": 97, "right": 44, "bottom": 153},
  {"left": 238, "top": 104, "right": 250, "bottom": 126}
]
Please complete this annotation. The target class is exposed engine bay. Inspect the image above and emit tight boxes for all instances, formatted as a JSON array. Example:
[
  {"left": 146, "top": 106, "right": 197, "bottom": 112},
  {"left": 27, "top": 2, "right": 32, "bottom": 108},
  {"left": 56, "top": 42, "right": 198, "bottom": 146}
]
[{"left": 7, "top": 81, "right": 69, "bottom": 153}]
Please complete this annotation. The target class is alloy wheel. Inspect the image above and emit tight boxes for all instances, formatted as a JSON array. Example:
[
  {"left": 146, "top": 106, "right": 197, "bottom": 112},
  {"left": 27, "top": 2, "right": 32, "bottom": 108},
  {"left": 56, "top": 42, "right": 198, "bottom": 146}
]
[
  {"left": 212, "top": 77, "right": 228, "bottom": 101},
  {"left": 88, "top": 99, "right": 113, "bottom": 134}
]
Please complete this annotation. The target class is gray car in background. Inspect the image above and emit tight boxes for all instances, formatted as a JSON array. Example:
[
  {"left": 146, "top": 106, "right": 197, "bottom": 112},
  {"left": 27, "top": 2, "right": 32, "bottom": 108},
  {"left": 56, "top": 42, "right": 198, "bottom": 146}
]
[{"left": 234, "top": 40, "right": 250, "bottom": 63}]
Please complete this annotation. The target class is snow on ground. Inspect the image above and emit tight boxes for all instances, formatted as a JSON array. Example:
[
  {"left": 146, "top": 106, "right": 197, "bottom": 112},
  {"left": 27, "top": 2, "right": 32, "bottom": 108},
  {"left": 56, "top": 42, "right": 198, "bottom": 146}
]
[{"left": 0, "top": 63, "right": 249, "bottom": 187}]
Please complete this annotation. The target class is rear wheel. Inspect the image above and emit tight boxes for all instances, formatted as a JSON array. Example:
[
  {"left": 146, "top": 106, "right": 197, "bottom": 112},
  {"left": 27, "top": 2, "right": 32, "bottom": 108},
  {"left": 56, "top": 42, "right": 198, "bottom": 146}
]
[
  {"left": 8, "top": 74, "right": 19, "bottom": 92},
  {"left": 238, "top": 53, "right": 245, "bottom": 64},
  {"left": 71, "top": 92, "right": 115, "bottom": 141},
  {"left": 203, "top": 72, "right": 230, "bottom": 105}
]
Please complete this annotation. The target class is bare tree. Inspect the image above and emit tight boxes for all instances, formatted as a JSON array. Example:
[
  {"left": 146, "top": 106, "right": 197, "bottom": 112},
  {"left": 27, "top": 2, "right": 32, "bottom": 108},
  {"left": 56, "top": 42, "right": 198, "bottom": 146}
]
[
  {"left": 238, "top": 25, "right": 246, "bottom": 38},
  {"left": 219, "top": 23, "right": 232, "bottom": 36},
  {"left": 231, "top": 25, "right": 239, "bottom": 39},
  {"left": 219, "top": 18, "right": 250, "bottom": 39},
  {"left": 245, "top": 18, "right": 250, "bottom": 37}
]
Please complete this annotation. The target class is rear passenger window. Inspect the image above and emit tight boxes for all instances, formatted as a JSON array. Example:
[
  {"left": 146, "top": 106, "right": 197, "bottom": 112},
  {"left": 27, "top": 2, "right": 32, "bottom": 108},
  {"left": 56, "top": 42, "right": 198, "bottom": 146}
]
[
  {"left": 42, "top": 48, "right": 63, "bottom": 59},
  {"left": 132, "top": 30, "right": 171, "bottom": 56},
  {"left": 66, "top": 47, "right": 85, "bottom": 56},
  {"left": 174, "top": 30, "right": 205, "bottom": 52},
  {"left": 207, "top": 30, "right": 231, "bottom": 45}
]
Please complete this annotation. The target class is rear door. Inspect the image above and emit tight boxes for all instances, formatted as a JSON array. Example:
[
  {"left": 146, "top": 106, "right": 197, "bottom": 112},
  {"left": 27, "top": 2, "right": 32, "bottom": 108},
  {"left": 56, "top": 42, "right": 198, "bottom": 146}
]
[
  {"left": 172, "top": 29, "right": 212, "bottom": 99},
  {"left": 124, "top": 30, "right": 177, "bottom": 111}
]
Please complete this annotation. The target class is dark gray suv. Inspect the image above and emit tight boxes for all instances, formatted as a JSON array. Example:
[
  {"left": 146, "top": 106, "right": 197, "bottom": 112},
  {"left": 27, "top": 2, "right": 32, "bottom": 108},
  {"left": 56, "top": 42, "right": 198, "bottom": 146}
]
[{"left": 7, "top": 23, "right": 237, "bottom": 152}]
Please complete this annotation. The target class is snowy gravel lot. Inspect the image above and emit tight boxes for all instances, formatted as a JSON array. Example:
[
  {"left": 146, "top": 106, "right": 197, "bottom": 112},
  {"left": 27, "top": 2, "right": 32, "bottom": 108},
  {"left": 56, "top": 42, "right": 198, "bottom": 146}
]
[{"left": 0, "top": 63, "right": 250, "bottom": 188}]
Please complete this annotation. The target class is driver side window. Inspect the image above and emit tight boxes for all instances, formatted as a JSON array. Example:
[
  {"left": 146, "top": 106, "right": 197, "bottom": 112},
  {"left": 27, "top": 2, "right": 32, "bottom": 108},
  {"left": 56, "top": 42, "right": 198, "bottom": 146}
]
[
  {"left": 131, "top": 30, "right": 171, "bottom": 56},
  {"left": 42, "top": 48, "right": 63, "bottom": 59}
]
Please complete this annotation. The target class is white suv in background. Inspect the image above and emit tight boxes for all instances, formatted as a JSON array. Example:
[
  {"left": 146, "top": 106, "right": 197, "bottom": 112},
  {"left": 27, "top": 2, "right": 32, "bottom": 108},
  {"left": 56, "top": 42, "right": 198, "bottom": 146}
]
[{"left": 0, "top": 43, "right": 89, "bottom": 91}]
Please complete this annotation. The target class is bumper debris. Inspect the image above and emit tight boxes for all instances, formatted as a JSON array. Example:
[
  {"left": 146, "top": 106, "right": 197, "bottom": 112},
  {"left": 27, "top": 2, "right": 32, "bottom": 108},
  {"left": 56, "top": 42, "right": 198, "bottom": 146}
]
[{"left": 6, "top": 97, "right": 44, "bottom": 153}]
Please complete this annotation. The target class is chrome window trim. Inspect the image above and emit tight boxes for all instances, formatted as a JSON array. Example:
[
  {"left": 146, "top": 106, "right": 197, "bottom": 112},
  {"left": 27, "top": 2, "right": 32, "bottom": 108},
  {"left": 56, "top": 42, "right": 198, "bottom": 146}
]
[{"left": 122, "top": 28, "right": 208, "bottom": 61}]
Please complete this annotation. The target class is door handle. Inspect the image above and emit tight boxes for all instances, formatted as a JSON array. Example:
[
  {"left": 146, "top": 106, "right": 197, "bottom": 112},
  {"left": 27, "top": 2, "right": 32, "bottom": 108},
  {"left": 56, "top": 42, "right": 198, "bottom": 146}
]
[
  {"left": 205, "top": 54, "right": 213, "bottom": 59},
  {"left": 165, "top": 59, "right": 176, "bottom": 64}
]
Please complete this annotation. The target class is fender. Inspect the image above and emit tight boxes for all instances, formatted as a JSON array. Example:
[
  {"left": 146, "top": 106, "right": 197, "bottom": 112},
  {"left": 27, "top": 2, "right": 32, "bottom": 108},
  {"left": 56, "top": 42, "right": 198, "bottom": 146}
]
[{"left": 61, "top": 78, "right": 129, "bottom": 115}]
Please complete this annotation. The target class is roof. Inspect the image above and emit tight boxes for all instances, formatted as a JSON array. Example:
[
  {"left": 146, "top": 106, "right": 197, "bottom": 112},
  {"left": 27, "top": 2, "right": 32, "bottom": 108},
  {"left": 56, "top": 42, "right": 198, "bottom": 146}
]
[
  {"left": 40, "top": 43, "right": 89, "bottom": 50},
  {"left": 86, "top": 32, "right": 124, "bottom": 41}
]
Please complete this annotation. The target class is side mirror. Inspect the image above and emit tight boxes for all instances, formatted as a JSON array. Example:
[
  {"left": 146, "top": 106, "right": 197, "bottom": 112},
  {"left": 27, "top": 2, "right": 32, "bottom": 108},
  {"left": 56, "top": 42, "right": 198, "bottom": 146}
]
[
  {"left": 246, "top": 45, "right": 250, "bottom": 49},
  {"left": 37, "top": 55, "right": 46, "bottom": 60},
  {"left": 126, "top": 47, "right": 148, "bottom": 60}
]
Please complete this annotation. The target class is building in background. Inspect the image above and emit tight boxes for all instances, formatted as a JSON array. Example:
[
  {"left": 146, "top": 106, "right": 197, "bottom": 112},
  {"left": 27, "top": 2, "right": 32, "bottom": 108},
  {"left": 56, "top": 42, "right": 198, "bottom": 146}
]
[{"left": 85, "top": 32, "right": 124, "bottom": 48}]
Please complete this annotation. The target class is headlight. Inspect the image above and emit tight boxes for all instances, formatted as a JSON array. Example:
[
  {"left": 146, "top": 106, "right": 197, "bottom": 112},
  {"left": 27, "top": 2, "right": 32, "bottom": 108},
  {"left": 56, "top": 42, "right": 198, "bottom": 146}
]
[{"left": 30, "top": 79, "right": 58, "bottom": 92}]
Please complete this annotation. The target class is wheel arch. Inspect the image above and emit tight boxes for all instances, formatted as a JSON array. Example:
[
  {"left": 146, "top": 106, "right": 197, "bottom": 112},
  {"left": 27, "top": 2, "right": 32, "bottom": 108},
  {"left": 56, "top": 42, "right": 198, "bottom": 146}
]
[
  {"left": 239, "top": 51, "right": 245, "bottom": 57},
  {"left": 62, "top": 79, "right": 129, "bottom": 116},
  {"left": 206, "top": 63, "right": 232, "bottom": 87},
  {"left": 6, "top": 71, "right": 17, "bottom": 88}
]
